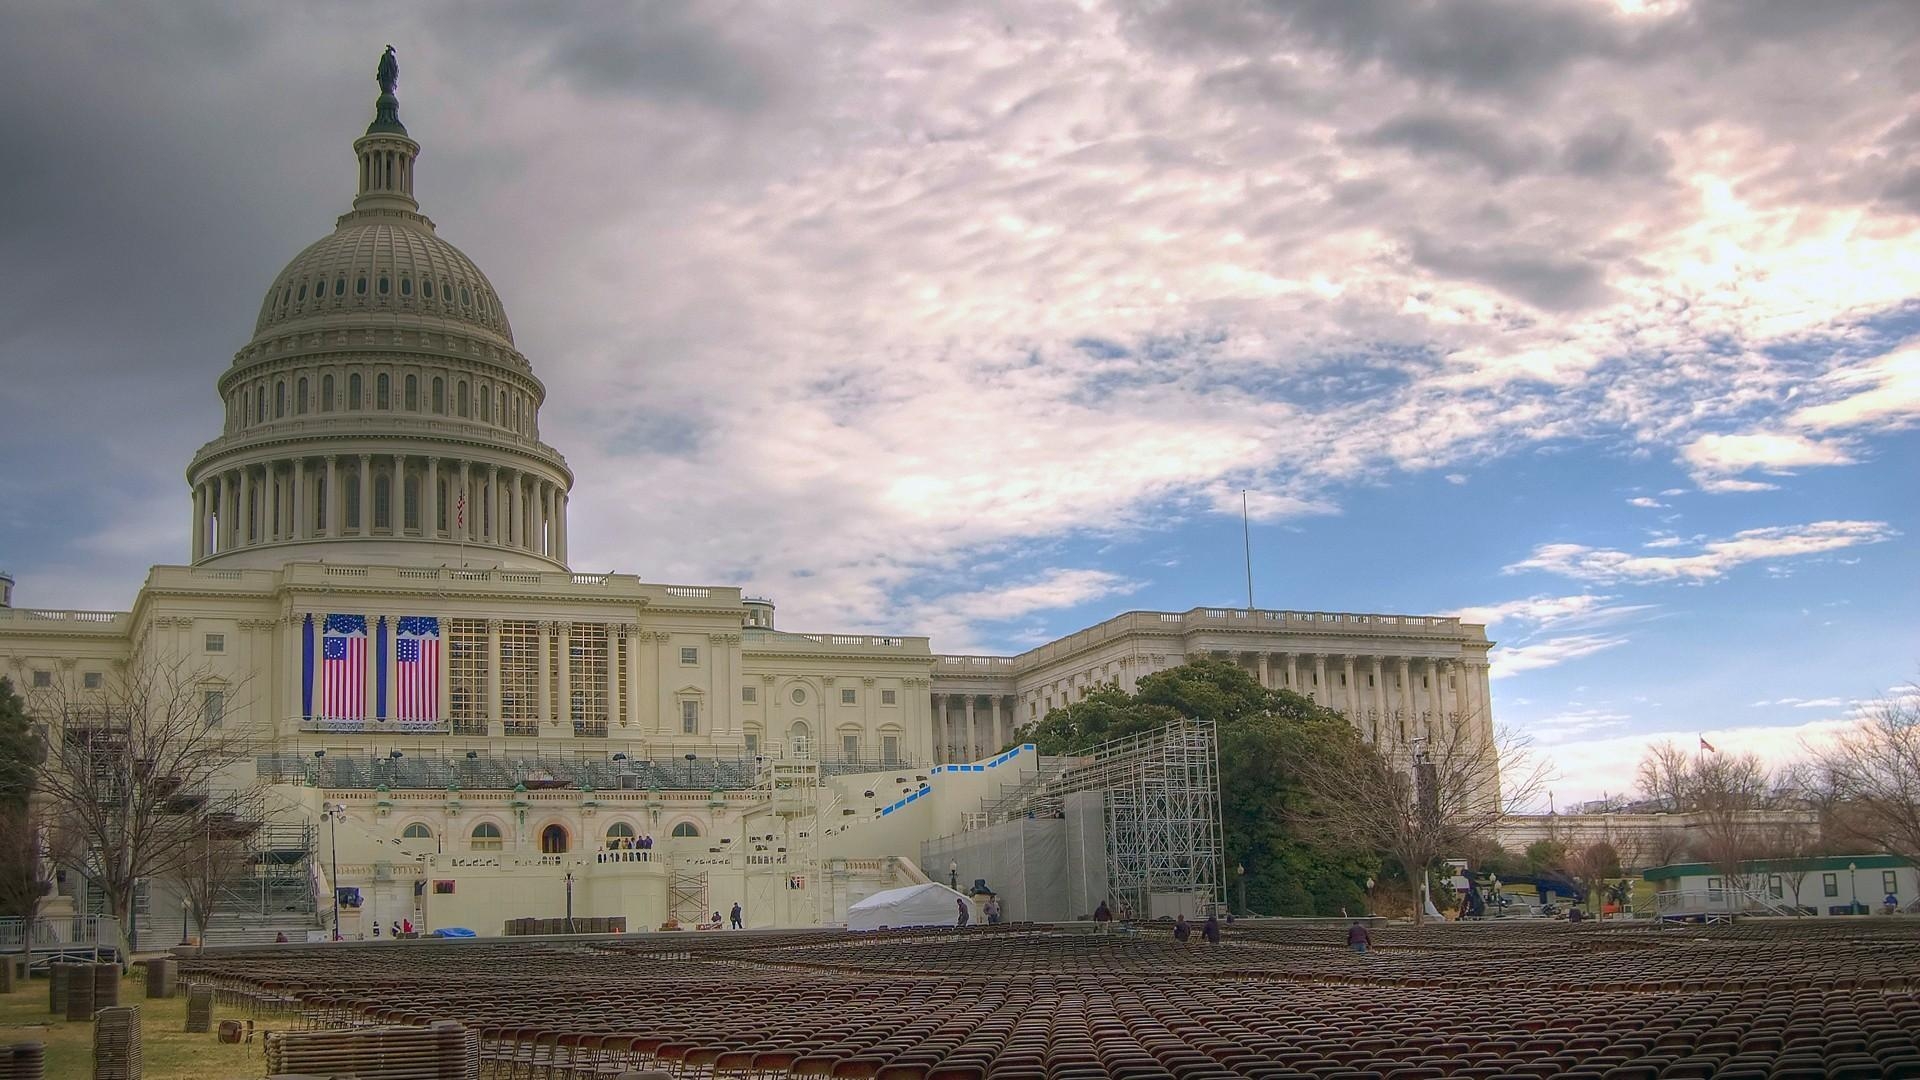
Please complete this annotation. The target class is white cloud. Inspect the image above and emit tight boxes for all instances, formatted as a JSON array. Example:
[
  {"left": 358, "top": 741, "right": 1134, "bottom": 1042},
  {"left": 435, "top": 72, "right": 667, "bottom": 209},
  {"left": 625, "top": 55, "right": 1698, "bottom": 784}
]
[
  {"left": 1489, "top": 634, "right": 1630, "bottom": 679},
  {"left": 1749, "top": 696, "right": 1848, "bottom": 709},
  {"left": 1681, "top": 431, "right": 1855, "bottom": 490},
  {"left": 903, "top": 568, "right": 1141, "bottom": 653},
  {"left": 1444, "top": 473, "right": 1469, "bottom": 485},
  {"left": 1626, "top": 496, "right": 1665, "bottom": 508},
  {"left": 1528, "top": 708, "right": 1632, "bottom": 745},
  {"left": 1506, "top": 520, "right": 1896, "bottom": 583},
  {"left": 1450, "top": 594, "right": 1631, "bottom": 630},
  {"left": 1791, "top": 344, "right": 1920, "bottom": 433}
]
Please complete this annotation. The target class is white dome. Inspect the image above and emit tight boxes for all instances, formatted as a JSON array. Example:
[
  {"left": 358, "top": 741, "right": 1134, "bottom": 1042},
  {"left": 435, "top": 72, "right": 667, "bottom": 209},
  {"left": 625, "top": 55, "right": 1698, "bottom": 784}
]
[{"left": 253, "top": 217, "right": 513, "bottom": 346}]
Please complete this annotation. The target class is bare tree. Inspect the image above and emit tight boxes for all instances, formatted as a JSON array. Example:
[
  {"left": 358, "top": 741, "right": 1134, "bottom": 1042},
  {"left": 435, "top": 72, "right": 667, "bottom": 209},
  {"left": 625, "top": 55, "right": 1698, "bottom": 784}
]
[
  {"left": 1295, "top": 708, "right": 1547, "bottom": 925},
  {"left": 1564, "top": 839, "right": 1622, "bottom": 919},
  {"left": 178, "top": 814, "right": 262, "bottom": 948},
  {"left": 0, "top": 807, "right": 72, "bottom": 971},
  {"left": 1635, "top": 741, "right": 1777, "bottom": 908},
  {"left": 25, "top": 661, "right": 262, "bottom": 954},
  {"left": 1804, "top": 686, "right": 1920, "bottom": 866}
]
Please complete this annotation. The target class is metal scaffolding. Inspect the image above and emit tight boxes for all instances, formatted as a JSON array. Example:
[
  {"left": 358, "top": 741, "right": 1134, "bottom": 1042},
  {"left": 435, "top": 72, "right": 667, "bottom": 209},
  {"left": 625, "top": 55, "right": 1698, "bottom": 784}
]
[{"left": 990, "top": 719, "right": 1224, "bottom": 917}]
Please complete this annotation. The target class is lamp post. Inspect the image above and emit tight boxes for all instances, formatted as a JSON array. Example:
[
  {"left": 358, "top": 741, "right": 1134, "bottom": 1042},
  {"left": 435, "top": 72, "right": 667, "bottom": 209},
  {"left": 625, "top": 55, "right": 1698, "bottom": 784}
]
[
  {"left": 565, "top": 871, "right": 575, "bottom": 933},
  {"left": 1849, "top": 861, "right": 1859, "bottom": 915},
  {"left": 949, "top": 860, "right": 958, "bottom": 890},
  {"left": 1236, "top": 863, "right": 1246, "bottom": 917},
  {"left": 684, "top": 753, "right": 697, "bottom": 787},
  {"left": 321, "top": 801, "right": 346, "bottom": 941}
]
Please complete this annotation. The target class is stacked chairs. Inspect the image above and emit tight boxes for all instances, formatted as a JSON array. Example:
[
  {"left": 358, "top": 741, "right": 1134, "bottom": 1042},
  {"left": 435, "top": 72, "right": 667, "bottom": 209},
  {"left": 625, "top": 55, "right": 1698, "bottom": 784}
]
[
  {"left": 0, "top": 1043, "right": 45, "bottom": 1080},
  {"left": 265, "top": 1021, "right": 476, "bottom": 1079},
  {"left": 180, "top": 919, "right": 1920, "bottom": 1078}
]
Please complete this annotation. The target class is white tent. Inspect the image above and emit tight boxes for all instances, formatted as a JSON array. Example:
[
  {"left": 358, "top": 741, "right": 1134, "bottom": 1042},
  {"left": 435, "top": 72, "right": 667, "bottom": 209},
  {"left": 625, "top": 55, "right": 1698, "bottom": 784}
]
[{"left": 846, "top": 882, "right": 975, "bottom": 931}]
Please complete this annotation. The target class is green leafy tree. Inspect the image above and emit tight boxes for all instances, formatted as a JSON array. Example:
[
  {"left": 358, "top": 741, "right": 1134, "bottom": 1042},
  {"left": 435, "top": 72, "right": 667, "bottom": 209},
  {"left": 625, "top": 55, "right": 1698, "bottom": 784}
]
[
  {"left": 0, "top": 677, "right": 38, "bottom": 809},
  {"left": 1020, "top": 659, "right": 1380, "bottom": 917},
  {"left": 1524, "top": 838, "right": 1570, "bottom": 877}
]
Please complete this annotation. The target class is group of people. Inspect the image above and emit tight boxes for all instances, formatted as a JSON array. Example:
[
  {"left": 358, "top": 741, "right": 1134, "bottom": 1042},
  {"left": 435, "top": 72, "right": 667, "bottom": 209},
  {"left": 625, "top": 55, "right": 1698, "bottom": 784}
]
[
  {"left": 1168, "top": 912, "right": 1223, "bottom": 945},
  {"left": 608, "top": 834, "right": 655, "bottom": 851},
  {"left": 369, "top": 918, "right": 415, "bottom": 938},
  {"left": 955, "top": 895, "right": 1003, "bottom": 926}
]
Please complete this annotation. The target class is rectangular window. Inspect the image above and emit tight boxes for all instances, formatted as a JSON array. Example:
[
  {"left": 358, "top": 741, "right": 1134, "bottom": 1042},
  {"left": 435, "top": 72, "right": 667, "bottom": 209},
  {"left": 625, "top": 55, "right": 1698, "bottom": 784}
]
[
  {"left": 681, "top": 699, "right": 698, "bottom": 734},
  {"left": 570, "top": 623, "right": 608, "bottom": 737},
  {"left": 744, "top": 733, "right": 759, "bottom": 755},
  {"left": 201, "top": 690, "right": 225, "bottom": 728},
  {"left": 1769, "top": 875, "right": 1784, "bottom": 900},
  {"left": 83, "top": 672, "right": 103, "bottom": 690},
  {"left": 842, "top": 734, "right": 860, "bottom": 760},
  {"left": 841, "top": 688, "right": 856, "bottom": 705},
  {"left": 881, "top": 689, "right": 897, "bottom": 706},
  {"left": 204, "top": 633, "right": 225, "bottom": 653},
  {"left": 1885, "top": 871, "right": 1900, "bottom": 895},
  {"left": 31, "top": 670, "right": 50, "bottom": 688},
  {"left": 882, "top": 735, "right": 900, "bottom": 765},
  {"left": 499, "top": 620, "right": 539, "bottom": 736},
  {"left": 741, "top": 686, "right": 757, "bottom": 703},
  {"left": 680, "top": 647, "right": 698, "bottom": 666},
  {"left": 449, "top": 618, "right": 489, "bottom": 736},
  {"left": 1823, "top": 873, "right": 1839, "bottom": 897}
]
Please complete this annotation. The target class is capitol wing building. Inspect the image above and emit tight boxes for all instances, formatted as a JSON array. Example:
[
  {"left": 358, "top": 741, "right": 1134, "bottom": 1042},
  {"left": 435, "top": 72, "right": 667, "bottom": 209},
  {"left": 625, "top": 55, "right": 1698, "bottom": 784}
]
[{"left": 0, "top": 67, "right": 1494, "bottom": 939}]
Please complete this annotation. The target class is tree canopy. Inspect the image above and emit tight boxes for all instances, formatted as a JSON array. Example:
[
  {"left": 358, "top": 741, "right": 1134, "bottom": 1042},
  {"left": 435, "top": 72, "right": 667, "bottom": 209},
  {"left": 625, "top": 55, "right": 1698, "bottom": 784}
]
[
  {"left": 0, "top": 676, "right": 39, "bottom": 810},
  {"left": 1021, "top": 658, "right": 1380, "bottom": 917}
]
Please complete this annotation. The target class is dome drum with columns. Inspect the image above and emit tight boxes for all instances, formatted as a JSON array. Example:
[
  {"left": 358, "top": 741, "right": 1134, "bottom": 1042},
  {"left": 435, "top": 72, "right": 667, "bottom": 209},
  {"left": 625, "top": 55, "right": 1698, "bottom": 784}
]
[{"left": 187, "top": 75, "right": 571, "bottom": 571}]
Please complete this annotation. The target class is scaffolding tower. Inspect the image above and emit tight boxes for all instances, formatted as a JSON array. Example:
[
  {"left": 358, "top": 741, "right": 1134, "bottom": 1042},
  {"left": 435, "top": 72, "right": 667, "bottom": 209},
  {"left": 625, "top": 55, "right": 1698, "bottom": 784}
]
[
  {"left": 989, "top": 719, "right": 1224, "bottom": 918},
  {"left": 742, "top": 757, "right": 827, "bottom": 926}
]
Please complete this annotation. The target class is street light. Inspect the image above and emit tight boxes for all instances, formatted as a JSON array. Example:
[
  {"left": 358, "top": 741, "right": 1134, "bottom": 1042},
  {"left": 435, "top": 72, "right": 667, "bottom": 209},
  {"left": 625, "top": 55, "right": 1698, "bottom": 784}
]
[
  {"left": 1236, "top": 863, "right": 1247, "bottom": 917},
  {"left": 1849, "top": 861, "right": 1859, "bottom": 915},
  {"left": 321, "top": 801, "right": 347, "bottom": 941},
  {"left": 949, "top": 860, "right": 958, "bottom": 890},
  {"left": 684, "top": 753, "right": 697, "bottom": 787},
  {"left": 565, "top": 871, "right": 575, "bottom": 934}
]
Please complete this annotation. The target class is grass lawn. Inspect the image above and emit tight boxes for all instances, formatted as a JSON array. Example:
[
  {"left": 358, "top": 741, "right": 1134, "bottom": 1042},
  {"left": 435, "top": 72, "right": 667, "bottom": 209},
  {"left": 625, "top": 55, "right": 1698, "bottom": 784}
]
[{"left": 0, "top": 963, "right": 298, "bottom": 1080}]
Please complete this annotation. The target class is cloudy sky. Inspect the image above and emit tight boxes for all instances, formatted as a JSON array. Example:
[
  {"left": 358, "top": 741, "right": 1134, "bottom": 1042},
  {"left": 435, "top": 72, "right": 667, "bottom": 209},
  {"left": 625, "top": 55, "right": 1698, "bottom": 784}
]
[{"left": 2, "top": 1, "right": 1917, "bottom": 802}]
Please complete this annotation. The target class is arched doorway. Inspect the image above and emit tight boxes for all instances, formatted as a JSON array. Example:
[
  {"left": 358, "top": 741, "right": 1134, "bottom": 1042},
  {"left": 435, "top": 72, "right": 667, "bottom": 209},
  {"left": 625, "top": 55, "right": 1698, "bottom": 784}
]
[
  {"left": 789, "top": 720, "right": 811, "bottom": 758},
  {"left": 540, "top": 823, "right": 570, "bottom": 854}
]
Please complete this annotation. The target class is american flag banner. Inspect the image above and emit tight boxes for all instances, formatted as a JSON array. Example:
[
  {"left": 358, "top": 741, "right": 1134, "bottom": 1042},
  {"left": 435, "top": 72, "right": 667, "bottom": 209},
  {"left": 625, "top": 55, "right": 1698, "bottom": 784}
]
[
  {"left": 395, "top": 616, "right": 441, "bottom": 725},
  {"left": 321, "top": 614, "right": 368, "bottom": 721}
]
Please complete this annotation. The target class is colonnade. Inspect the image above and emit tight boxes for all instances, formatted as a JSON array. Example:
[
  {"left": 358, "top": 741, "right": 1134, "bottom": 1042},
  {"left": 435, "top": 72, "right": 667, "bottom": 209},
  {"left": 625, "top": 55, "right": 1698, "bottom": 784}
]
[
  {"left": 193, "top": 453, "right": 567, "bottom": 563},
  {"left": 1241, "top": 650, "right": 1492, "bottom": 751},
  {"left": 929, "top": 692, "right": 1019, "bottom": 764}
]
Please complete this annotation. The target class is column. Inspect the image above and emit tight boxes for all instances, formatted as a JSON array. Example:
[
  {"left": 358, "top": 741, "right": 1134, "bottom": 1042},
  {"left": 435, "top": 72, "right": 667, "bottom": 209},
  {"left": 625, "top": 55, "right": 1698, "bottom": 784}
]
[
  {"left": 607, "top": 626, "right": 622, "bottom": 729},
  {"left": 488, "top": 466, "right": 502, "bottom": 544},
  {"left": 392, "top": 454, "right": 405, "bottom": 535},
  {"left": 1370, "top": 656, "right": 1386, "bottom": 743},
  {"left": 239, "top": 465, "right": 255, "bottom": 545},
  {"left": 501, "top": 470, "right": 515, "bottom": 547},
  {"left": 1284, "top": 653, "right": 1298, "bottom": 691},
  {"left": 1255, "top": 652, "right": 1270, "bottom": 689},
  {"left": 624, "top": 627, "right": 642, "bottom": 734},
  {"left": 1313, "top": 654, "right": 1328, "bottom": 705},
  {"left": 191, "top": 482, "right": 205, "bottom": 561},
  {"left": 1397, "top": 658, "right": 1414, "bottom": 743},
  {"left": 928, "top": 694, "right": 943, "bottom": 762},
  {"left": 556, "top": 492, "right": 568, "bottom": 564},
  {"left": 358, "top": 455, "right": 372, "bottom": 536},
  {"left": 485, "top": 619, "right": 502, "bottom": 737},
  {"left": 989, "top": 696, "right": 1002, "bottom": 753},
  {"left": 962, "top": 695, "right": 977, "bottom": 760},
  {"left": 1343, "top": 655, "right": 1358, "bottom": 719},
  {"left": 536, "top": 483, "right": 550, "bottom": 556},
  {"left": 556, "top": 622, "right": 573, "bottom": 736},
  {"left": 324, "top": 456, "right": 338, "bottom": 538},
  {"left": 425, "top": 456, "right": 439, "bottom": 540},
  {"left": 292, "top": 459, "right": 307, "bottom": 540},
  {"left": 536, "top": 622, "right": 552, "bottom": 728}
]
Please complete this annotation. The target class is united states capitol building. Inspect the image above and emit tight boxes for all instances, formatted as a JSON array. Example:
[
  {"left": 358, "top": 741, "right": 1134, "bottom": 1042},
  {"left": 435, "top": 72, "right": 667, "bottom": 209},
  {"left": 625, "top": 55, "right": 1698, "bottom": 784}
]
[{"left": 0, "top": 62, "right": 1494, "bottom": 939}]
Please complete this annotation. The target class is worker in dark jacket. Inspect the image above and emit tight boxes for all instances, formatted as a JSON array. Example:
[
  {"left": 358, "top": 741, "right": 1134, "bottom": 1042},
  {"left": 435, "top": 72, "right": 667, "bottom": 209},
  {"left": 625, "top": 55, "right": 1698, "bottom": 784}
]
[
  {"left": 1348, "top": 920, "right": 1373, "bottom": 954},
  {"left": 1201, "top": 913, "right": 1221, "bottom": 945}
]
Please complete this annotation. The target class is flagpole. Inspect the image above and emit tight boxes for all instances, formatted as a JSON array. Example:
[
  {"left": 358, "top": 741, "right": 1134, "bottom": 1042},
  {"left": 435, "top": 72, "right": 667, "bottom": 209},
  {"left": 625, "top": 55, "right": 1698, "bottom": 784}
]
[{"left": 1242, "top": 490, "right": 1255, "bottom": 613}]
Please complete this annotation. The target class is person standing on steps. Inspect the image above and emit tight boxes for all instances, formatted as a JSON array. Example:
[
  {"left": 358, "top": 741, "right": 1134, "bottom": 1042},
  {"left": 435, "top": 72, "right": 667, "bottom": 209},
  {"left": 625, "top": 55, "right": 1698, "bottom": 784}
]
[{"left": 730, "top": 902, "right": 743, "bottom": 929}]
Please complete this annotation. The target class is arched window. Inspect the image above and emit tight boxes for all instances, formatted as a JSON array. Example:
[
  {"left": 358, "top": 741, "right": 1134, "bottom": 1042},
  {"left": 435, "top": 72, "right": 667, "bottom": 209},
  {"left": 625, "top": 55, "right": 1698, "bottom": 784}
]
[
  {"left": 377, "top": 275, "right": 390, "bottom": 295},
  {"left": 321, "top": 374, "right": 333, "bottom": 411},
  {"left": 403, "top": 473, "right": 420, "bottom": 531},
  {"left": 401, "top": 276, "right": 413, "bottom": 297},
  {"left": 499, "top": 390, "right": 508, "bottom": 424},
  {"left": 604, "top": 822, "right": 635, "bottom": 848},
  {"left": 355, "top": 276, "right": 367, "bottom": 296},
  {"left": 297, "top": 282, "right": 308, "bottom": 302},
  {"left": 345, "top": 472, "right": 360, "bottom": 529},
  {"left": 376, "top": 373, "right": 390, "bottom": 409},
  {"left": 540, "top": 824, "right": 569, "bottom": 854},
  {"left": 423, "top": 279, "right": 434, "bottom": 300},
  {"left": 513, "top": 397, "right": 522, "bottom": 432},
  {"left": 432, "top": 377, "right": 445, "bottom": 413},
  {"left": 788, "top": 720, "right": 811, "bottom": 758},
  {"left": 334, "top": 276, "right": 346, "bottom": 297},
  {"left": 457, "top": 381, "right": 469, "bottom": 417},
  {"left": 441, "top": 279, "right": 452, "bottom": 303},
  {"left": 373, "top": 473, "right": 391, "bottom": 530},
  {"left": 479, "top": 384, "right": 491, "bottom": 422},
  {"left": 256, "top": 386, "right": 266, "bottom": 423},
  {"left": 348, "top": 373, "right": 363, "bottom": 409},
  {"left": 404, "top": 374, "right": 418, "bottom": 411},
  {"left": 470, "top": 822, "right": 503, "bottom": 851},
  {"left": 275, "top": 380, "right": 286, "bottom": 418},
  {"left": 402, "top": 823, "right": 433, "bottom": 841},
  {"left": 671, "top": 822, "right": 701, "bottom": 839}
]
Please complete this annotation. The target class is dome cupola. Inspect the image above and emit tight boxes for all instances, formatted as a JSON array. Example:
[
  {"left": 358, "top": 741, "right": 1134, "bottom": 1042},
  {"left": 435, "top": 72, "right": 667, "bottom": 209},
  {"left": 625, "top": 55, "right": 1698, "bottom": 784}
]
[{"left": 185, "top": 50, "right": 573, "bottom": 573}]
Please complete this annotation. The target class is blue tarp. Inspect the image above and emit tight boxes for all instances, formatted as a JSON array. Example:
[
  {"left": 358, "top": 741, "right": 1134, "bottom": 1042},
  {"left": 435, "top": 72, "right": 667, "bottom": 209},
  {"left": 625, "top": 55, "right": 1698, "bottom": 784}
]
[{"left": 430, "top": 927, "right": 476, "bottom": 938}]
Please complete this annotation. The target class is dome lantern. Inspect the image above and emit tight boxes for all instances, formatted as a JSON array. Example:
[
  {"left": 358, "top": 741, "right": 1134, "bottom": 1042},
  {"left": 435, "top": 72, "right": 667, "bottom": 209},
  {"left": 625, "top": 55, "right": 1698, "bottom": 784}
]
[{"left": 354, "top": 47, "right": 419, "bottom": 214}]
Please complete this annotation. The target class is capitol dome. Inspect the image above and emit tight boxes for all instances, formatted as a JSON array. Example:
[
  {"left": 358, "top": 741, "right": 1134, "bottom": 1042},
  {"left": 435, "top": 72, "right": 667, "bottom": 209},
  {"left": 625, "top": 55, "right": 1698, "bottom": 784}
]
[{"left": 185, "top": 56, "right": 573, "bottom": 573}]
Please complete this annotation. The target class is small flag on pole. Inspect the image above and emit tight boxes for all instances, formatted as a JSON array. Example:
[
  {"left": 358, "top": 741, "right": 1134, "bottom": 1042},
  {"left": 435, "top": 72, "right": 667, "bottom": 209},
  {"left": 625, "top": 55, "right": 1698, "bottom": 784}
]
[{"left": 1699, "top": 735, "right": 1717, "bottom": 754}]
